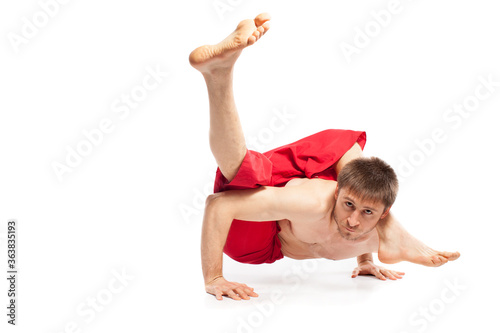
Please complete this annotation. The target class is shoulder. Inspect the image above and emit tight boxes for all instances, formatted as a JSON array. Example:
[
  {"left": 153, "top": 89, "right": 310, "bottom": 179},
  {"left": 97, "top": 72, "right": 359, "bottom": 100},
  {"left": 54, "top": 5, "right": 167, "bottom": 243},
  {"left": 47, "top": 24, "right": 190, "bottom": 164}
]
[
  {"left": 284, "top": 178, "right": 337, "bottom": 211},
  {"left": 289, "top": 177, "right": 337, "bottom": 190}
]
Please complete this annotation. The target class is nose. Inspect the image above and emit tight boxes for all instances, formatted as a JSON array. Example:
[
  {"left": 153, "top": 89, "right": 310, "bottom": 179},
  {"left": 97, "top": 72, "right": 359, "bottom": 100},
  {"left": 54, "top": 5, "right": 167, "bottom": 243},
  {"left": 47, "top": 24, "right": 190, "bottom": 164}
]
[{"left": 347, "top": 211, "right": 361, "bottom": 228}]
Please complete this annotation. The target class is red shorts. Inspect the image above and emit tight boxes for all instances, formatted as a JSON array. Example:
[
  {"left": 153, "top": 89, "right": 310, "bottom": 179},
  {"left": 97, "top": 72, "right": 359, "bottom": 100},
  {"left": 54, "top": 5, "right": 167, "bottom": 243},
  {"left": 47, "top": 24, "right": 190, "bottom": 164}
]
[{"left": 213, "top": 129, "right": 367, "bottom": 264}]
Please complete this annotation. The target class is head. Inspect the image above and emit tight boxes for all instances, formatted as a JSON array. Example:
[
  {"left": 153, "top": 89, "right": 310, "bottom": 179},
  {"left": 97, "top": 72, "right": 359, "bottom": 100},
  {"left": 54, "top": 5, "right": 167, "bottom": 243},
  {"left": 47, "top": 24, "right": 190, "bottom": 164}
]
[{"left": 333, "top": 156, "right": 399, "bottom": 241}]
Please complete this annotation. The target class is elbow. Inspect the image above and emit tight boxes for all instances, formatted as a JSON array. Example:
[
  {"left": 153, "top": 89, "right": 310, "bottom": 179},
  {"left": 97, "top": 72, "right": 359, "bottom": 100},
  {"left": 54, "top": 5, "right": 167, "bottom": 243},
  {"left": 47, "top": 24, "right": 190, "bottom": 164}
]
[
  {"left": 205, "top": 192, "right": 225, "bottom": 209},
  {"left": 203, "top": 192, "right": 234, "bottom": 223}
]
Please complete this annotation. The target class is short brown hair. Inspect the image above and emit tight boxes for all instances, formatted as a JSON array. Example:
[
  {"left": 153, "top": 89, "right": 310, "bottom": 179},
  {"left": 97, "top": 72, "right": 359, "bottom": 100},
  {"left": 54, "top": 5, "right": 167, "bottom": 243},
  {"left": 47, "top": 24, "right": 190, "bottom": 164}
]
[{"left": 337, "top": 156, "right": 399, "bottom": 209}]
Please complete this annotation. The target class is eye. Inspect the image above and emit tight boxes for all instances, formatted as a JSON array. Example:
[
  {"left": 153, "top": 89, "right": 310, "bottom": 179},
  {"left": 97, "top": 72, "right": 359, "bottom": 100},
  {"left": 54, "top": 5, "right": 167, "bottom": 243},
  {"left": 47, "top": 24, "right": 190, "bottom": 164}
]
[
  {"left": 345, "top": 202, "right": 353, "bottom": 208},
  {"left": 364, "top": 210, "right": 372, "bottom": 215}
]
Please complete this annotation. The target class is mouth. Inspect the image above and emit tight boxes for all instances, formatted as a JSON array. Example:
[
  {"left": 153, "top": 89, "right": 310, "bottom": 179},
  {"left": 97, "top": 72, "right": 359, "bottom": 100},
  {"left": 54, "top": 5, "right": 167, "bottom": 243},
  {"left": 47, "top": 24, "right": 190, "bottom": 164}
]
[{"left": 345, "top": 226, "right": 355, "bottom": 233}]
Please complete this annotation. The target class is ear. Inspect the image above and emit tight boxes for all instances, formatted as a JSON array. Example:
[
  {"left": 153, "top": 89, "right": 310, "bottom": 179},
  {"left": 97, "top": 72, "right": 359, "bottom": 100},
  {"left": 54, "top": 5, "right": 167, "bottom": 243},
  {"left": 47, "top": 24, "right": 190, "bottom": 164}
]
[
  {"left": 334, "top": 185, "right": 339, "bottom": 201},
  {"left": 380, "top": 206, "right": 392, "bottom": 220}
]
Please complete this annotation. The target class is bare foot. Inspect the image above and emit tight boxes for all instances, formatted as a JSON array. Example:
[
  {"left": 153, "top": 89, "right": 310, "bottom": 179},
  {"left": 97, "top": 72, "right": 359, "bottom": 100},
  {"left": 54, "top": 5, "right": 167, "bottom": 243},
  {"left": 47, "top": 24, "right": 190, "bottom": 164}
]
[
  {"left": 377, "top": 216, "right": 460, "bottom": 267},
  {"left": 189, "top": 13, "right": 271, "bottom": 73}
]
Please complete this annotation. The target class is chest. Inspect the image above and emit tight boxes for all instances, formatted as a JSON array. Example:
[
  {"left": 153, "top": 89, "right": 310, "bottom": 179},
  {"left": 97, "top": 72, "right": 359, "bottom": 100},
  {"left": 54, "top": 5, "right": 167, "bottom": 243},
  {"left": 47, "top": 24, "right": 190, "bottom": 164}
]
[
  {"left": 277, "top": 177, "right": 377, "bottom": 259},
  {"left": 278, "top": 218, "right": 377, "bottom": 260},
  {"left": 310, "top": 235, "right": 374, "bottom": 260}
]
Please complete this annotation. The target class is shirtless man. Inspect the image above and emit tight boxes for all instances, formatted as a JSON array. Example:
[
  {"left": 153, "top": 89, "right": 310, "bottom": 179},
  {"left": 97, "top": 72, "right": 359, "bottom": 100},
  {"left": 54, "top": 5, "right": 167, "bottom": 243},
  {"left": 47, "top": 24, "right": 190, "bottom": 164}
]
[{"left": 189, "top": 13, "right": 460, "bottom": 301}]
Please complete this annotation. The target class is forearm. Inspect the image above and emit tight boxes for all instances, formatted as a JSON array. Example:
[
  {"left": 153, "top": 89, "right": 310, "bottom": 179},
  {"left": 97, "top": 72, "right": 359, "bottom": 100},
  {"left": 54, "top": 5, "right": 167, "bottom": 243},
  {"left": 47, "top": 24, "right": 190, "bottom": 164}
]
[
  {"left": 201, "top": 198, "right": 234, "bottom": 283},
  {"left": 357, "top": 253, "right": 374, "bottom": 264}
]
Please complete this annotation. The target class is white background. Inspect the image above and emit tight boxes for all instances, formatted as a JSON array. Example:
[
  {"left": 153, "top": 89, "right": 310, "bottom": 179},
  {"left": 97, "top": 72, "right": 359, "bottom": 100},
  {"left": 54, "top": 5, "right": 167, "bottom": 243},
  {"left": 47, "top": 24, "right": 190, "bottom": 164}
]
[{"left": 1, "top": 0, "right": 499, "bottom": 332}]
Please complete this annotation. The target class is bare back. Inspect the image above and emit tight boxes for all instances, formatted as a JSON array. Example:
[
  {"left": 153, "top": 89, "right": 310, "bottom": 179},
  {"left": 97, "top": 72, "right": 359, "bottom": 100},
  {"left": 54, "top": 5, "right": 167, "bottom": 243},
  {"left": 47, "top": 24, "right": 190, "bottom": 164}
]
[{"left": 277, "top": 178, "right": 379, "bottom": 260}]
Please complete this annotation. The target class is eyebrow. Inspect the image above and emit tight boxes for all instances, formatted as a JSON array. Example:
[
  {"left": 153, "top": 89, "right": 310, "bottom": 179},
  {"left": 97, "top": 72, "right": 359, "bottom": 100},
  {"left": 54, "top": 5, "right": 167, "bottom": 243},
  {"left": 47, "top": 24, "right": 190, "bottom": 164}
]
[{"left": 343, "top": 196, "right": 378, "bottom": 212}]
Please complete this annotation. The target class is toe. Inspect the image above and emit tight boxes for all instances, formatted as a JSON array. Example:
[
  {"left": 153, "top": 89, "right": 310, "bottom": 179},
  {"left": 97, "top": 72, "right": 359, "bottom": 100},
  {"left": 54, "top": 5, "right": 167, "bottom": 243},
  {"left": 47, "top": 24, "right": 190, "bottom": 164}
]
[
  {"left": 247, "top": 35, "right": 257, "bottom": 45},
  {"left": 262, "top": 21, "right": 271, "bottom": 32},
  {"left": 440, "top": 251, "right": 461, "bottom": 261},
  {"left": 255, "top": 13, "right": 271, "bottom": 26},
  {"left": 430, "top": 256, "right": 441, "bottom": 266}
]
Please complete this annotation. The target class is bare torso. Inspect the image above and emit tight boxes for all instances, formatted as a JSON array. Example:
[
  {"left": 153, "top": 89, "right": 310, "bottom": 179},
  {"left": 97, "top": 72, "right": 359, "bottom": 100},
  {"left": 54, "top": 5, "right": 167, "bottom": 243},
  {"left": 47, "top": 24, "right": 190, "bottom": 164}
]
[{"left": 277, "top": 178, "right": 379, "bottom": 260}]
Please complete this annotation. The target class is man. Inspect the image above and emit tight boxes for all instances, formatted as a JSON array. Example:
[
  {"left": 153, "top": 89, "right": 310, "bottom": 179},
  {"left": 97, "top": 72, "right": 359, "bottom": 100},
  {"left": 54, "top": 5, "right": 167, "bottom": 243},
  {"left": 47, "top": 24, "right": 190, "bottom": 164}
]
[{"left": 189, "top": 13, "right": 460, "bottom": 301}]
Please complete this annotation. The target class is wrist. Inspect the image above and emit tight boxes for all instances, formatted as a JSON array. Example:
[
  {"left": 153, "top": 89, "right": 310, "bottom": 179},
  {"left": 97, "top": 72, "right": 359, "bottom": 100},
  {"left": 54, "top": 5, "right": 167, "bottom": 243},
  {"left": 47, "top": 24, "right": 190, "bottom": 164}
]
[
  {"left": 357, "top": 253, "right": 373, "bottom": 265},
  {"left": 205, "top": 275, "right": 224, "bottom": 285}
]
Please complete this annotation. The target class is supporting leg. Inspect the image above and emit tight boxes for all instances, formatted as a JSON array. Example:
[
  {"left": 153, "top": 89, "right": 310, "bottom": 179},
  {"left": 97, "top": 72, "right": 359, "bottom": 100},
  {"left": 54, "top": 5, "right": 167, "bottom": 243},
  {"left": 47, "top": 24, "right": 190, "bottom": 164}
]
[{"left": 189, "top": 13, "right": 271, "bottom": 182}]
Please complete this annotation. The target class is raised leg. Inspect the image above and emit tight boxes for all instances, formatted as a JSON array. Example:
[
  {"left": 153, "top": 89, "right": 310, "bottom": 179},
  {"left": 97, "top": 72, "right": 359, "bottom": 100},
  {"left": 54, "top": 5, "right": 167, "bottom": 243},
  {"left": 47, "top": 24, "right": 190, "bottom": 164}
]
[
  {"left": 189, "top": 13, "right": 271, "bottom": 182},
  {"left": 377, "top": 213, "right": 461, "bottom": 267}
]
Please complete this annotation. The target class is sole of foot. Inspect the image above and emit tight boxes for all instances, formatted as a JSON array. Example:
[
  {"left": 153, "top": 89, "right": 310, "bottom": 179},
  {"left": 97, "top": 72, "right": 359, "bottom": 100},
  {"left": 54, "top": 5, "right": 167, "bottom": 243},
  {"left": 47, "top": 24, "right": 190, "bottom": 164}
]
[{"left": 189, "top": 13, "right": 271, "bottom": 73}]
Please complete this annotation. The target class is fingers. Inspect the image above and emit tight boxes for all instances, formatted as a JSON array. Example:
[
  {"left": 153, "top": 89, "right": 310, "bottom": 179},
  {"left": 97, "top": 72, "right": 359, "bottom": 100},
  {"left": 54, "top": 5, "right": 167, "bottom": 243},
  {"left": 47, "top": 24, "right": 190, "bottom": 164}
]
[
  {"left": 374, "top": 269, "right": 387, "bottom": 281},
  {"left": 236, "top": 287, "right": 252, "bottom": 300},
  {"left": 383, "top": 269, "right": 395, "bottom": 280},
  {"left": 382, "top": 270, "right": 400, "bottom": 280},
  {"left": 353, "top": 266, "right": 405, "bottom": 281},
  {"left": 244, "top": 285, "right": 259, "bottom": 298},
  {"left": 227, "top": 290, "right": 242, "bottom": 301},
  {"left": 352, "top": 265, "right": 387, "bottom": 280},
  {"left": 209, "top": 282, "right": 259, "bottom": 301},
  {"left": 382, "top": 268, "right": 405, "bottom": 280},
  {"left": 233, "top": 284, "right": 258, "bottom": 300}
]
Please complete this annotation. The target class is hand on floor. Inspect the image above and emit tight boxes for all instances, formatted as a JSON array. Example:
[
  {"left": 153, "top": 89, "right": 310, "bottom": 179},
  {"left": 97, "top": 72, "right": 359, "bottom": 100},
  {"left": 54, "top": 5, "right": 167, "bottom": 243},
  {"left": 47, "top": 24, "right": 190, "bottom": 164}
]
[
  {"left": 206, "top": 276, "right": 259, "bottom": 300},
  {"left": 352, "top": 260, "right": 405, "bottom": 281}
]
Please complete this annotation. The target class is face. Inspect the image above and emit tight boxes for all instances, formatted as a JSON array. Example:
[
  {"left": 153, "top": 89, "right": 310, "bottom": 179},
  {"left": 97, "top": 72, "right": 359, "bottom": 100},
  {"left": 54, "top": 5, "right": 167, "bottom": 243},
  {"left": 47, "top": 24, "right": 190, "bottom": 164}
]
[{"left": 333, "top": 187, "right": 389, "bottom": 241}]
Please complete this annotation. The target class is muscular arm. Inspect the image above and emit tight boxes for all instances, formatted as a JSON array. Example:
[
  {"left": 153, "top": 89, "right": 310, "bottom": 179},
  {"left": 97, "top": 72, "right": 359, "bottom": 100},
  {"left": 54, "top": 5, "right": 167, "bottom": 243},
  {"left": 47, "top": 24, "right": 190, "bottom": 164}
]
[
  {"left": 201, "top": 184, "right": 321, "bottom": 284},
  {"left": 200, "top": 194, "right": 233, "bottom": 284},
  {"left": 202, "top": 141, "right": 370, "bottom": 292},
  {"left": 203, "top": 140, "right": 364, "bottom": 282}
]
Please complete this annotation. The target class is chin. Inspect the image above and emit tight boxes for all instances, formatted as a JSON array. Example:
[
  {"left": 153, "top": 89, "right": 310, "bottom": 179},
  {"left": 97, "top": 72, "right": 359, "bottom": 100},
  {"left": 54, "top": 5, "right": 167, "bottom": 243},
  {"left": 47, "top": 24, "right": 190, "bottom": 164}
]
[
  {"left": 341, "top": 232, "right": 361, "bottom": 241},
  {"left": 338, "top": 227, "right": 361, "bottom": 241}
]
